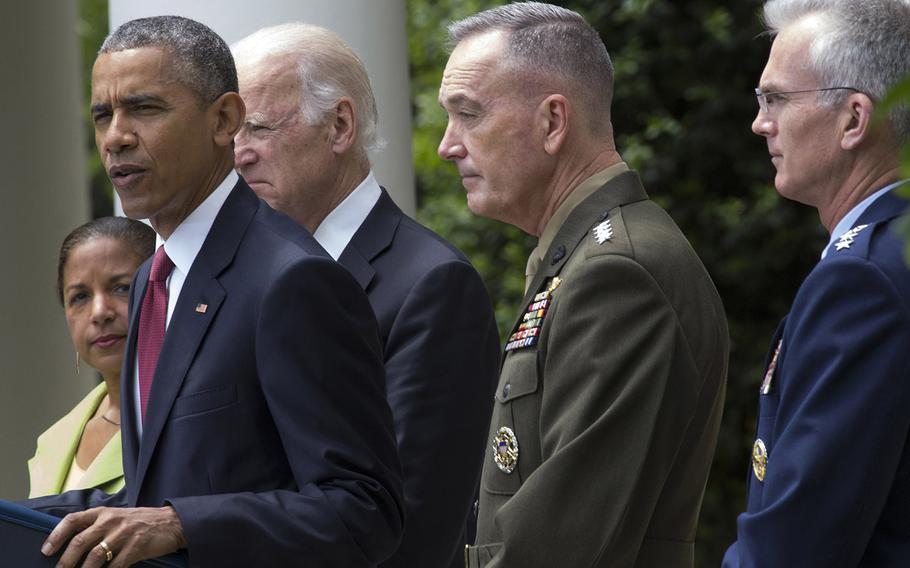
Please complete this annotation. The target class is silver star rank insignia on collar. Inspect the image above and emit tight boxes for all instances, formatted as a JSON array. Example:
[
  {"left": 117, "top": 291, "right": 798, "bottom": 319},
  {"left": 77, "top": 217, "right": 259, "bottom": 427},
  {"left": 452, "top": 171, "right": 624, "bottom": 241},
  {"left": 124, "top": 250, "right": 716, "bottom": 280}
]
[
  {"left": 593, "top": 219, "right": 613, "bottom": 244},
  {"left": 834, "top": 224, "right": 869, "bottom": 251}
]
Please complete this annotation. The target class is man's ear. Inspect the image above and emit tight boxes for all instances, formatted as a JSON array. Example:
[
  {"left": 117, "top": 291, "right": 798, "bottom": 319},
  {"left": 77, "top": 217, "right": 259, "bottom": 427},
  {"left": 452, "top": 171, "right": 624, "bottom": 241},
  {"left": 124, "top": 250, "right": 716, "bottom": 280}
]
[
  {"left": 331, "top": 98, "right": 357, "bottom": 154},
  {"left": 541, "top": 94, "right": 570, "bottom": 156},
  {"left": 841, "top": 92, "right": 876, "bottom": 151},
  {"left": 211, "top": 92, "right": 245, "bottom": 147}
]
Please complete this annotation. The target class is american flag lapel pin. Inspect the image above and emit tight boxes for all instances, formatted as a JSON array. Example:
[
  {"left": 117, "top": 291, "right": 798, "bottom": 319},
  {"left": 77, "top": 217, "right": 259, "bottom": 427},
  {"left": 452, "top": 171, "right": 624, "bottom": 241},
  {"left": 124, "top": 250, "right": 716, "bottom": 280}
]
[{"left": 195, "top": 303, "right": 208, "bottom": 314}]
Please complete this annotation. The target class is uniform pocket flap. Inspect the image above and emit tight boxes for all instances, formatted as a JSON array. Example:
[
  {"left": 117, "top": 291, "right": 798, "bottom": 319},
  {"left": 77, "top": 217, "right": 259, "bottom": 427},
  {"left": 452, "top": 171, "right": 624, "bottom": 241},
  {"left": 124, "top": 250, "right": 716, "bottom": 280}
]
[
  {"left": 465, "top": 542, "right": 501, "bottom": 567},
  {"left": 495, "top": 352, "right": 539, "bottom": 403}
]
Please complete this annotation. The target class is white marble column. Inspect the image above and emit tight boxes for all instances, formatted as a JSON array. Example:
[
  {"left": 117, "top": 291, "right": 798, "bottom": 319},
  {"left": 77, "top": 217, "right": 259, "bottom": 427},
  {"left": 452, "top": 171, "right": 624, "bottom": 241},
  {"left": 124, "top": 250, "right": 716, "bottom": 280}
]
[
  {"left": 0, "top": 2, "right": 92, "bottom": 499},
  {"left": 110, "top": 0, "right": 416, "bottom": 216}
]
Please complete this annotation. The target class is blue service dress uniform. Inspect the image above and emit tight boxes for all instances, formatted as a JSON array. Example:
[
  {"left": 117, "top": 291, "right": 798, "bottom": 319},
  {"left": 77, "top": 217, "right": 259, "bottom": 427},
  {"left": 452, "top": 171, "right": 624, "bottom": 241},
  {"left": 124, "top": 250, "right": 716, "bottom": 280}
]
[{"left": 724, "top": 191, "right": 910, "bottom": 567}]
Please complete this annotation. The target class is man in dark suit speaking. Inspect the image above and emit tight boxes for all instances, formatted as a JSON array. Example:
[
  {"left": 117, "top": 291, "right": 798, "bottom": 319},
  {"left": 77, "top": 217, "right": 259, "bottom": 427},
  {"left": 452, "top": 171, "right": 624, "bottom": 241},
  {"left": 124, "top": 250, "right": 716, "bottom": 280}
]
[
  {"left": 232, "top": 24, "right": 500, "bottom": 568},
  {"left": 30, "top": 15, "right": 404, "bottom": 568}
]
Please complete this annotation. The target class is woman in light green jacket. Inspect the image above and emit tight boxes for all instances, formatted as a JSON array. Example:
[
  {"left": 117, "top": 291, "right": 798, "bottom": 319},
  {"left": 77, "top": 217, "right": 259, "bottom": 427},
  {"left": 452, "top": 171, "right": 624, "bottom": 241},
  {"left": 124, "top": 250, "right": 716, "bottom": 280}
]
[{"left": 28, "top": 217, "right": 154, "bottom": 497}]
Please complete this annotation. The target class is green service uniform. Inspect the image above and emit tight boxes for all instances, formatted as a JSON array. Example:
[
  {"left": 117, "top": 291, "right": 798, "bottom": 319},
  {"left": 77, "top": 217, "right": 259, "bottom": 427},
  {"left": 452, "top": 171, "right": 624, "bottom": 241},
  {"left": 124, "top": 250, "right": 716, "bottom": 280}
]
[{"left": 466, "top": 165, "right": 728, "bottom": 567}]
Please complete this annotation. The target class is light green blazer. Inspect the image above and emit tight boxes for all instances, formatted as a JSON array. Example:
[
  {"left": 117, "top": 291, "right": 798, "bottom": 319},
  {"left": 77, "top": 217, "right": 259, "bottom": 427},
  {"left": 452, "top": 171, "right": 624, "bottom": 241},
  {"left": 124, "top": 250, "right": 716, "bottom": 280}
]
[{"left": 27, "top": 381, "right": 124, "bottom": 498}]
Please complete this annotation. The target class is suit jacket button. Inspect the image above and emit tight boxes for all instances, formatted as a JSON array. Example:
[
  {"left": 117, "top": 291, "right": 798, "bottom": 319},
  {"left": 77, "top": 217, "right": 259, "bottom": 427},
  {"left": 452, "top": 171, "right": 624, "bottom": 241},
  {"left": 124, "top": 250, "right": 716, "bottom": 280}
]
[{"left": 502, "top": 383, "right": 511, "bottom": 398}]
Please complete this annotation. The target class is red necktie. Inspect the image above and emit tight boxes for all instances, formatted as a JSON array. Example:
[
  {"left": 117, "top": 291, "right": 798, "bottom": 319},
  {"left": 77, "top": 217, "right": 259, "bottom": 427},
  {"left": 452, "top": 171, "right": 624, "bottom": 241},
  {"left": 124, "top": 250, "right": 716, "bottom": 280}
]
[{"left": 137, "top": 246, "right": 174, "bottom": 423}]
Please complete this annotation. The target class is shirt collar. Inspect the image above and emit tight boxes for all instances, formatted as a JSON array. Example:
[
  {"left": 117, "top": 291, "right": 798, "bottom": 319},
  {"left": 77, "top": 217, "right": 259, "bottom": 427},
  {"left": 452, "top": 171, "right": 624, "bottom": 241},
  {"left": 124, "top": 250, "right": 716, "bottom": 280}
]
[
  {"left": 312, "top": 170, "right": 382, "bottom": 260},
  {"left": 528, "top": 162, "right": 630, "bottom": 270},
  {"left": 821, "top": 178, "right": 910, "bottom": 259},
  {"left": 157, "top": 170, "right": 238, "bottom": 274}
]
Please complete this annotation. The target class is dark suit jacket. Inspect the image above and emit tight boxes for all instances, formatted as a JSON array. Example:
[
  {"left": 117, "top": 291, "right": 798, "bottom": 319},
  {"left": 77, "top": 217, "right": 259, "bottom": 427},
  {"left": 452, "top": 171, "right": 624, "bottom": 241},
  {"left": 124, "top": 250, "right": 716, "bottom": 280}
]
[
  {"left": 28, "top": 179, "right": 405, "bottom": 567},
  {"left": 467, "top": 171, "right": 728, "bottom": 568},
  {"left": 724, "top": 191, "right": 910, "bottom": 567},
  {"left": 337, "top": 189, "right": 499, "bottom": 568}
]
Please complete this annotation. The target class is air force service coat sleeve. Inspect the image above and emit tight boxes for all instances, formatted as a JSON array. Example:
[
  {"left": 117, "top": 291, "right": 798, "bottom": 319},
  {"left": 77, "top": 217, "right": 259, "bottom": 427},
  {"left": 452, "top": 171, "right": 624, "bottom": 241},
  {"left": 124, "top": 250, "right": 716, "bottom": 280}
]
[
  {"left": 723, "top": 191, "right": 910, "bottom": 567},
  {"left": 468, "top": 171, "right": 729, "bottom": 568}
]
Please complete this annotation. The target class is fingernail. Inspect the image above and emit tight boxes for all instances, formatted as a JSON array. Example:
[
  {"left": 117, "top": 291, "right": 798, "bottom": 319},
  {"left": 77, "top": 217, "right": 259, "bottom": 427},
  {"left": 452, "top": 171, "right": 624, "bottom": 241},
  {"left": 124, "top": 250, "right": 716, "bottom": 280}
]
[{"left": 41, "top": 541, "right": 52, "bottom": 555}]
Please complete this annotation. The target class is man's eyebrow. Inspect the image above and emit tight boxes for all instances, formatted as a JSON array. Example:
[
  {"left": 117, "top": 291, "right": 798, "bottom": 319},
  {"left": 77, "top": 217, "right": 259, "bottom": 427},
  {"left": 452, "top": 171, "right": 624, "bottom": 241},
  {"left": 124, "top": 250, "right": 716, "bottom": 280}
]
[
  {"left": 90, "top": 101, "right": 112, "bottom": 115},
  {"left": 90, "top": 94, "right": 166, "bottom": 115},
  {"left": 438, "top": 93, "right": 473, "bottom": 108},
  {"left": 122, "top": 94, "right": 167, "bottom": 107},
  {"left": 245, "top": 112, "right": 270, "bottom": 126}
]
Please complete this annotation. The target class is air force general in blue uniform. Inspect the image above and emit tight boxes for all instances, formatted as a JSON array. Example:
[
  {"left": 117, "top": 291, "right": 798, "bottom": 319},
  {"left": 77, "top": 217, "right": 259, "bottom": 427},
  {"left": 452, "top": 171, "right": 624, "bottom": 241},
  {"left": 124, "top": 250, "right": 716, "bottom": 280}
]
[
  {"left": 724, "top": 186, "right": 910, "bottom": 567},
  {"left": 725, "top": 0, "right": 910, "bottom": 563}
]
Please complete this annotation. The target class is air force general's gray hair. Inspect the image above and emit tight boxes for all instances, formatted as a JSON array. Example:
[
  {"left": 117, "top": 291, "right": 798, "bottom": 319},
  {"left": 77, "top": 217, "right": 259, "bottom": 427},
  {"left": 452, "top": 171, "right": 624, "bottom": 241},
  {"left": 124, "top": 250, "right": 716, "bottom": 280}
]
[
  {"left": 101, "top": 15, "right": 238, "bottom": 105},
  {"left": 232, "top": 23, "right": 383, "bottom": 152},
  {"left": 448, "top": 2, "right": 614, "bottom": 134},
  {"left": 763, "top": 0, "right": 910, "bottom": 142}
]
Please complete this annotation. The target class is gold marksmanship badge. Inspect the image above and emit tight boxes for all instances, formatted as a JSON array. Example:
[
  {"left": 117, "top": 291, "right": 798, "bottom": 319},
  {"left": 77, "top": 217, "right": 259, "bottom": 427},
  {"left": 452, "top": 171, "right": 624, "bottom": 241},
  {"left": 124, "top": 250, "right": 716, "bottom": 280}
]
[
  {"left": 492, "top": 426, "right": 519, "bottom": 474},
  {"left": 752, "top": 438, "right": 768, "bottom": 482}
]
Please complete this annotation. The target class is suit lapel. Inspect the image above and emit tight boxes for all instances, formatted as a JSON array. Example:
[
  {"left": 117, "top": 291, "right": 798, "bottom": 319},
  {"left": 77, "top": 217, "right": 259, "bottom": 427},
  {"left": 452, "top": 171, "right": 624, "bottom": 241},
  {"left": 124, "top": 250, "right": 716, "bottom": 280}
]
[
  {"left": 122, "top": 260, "right": 149, "bottom": 503},
  {"left": 80, "top": 431, "right": 124, "bottom": 489},
  {"left": 337, "top": 188, "right": 401, "bottom": 291},
  {"left": 134, "top": 280, "right": 225, "bottom": 492},
  {"left": 27, "top": 383, "right": 108, "bottom": 497},
  {"left": 337, "top": 247, "right": 375, "bottom": 290},
  {"left": 133, "top": 180, "right": 257, "bottom": 495},
  {"left": 27, "top": 418, "right": 78, "bottom": 497},
  {"left": 511, "top": 171, "right": 649, "bottom": 335}
]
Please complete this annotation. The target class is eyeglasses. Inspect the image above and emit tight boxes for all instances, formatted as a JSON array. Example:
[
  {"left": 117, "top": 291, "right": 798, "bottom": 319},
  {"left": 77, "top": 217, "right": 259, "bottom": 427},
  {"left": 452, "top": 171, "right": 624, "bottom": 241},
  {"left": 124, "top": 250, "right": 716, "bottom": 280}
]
[{"left": 754, "top": 87, "right": 865, "bottom": 114}]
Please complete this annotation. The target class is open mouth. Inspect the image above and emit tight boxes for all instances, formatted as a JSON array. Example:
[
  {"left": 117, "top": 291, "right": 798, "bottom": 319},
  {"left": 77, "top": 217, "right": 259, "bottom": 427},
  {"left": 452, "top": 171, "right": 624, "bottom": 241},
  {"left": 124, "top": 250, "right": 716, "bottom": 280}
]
[{"left": 108, "top": 164, "right": 147, "bottom": 187}]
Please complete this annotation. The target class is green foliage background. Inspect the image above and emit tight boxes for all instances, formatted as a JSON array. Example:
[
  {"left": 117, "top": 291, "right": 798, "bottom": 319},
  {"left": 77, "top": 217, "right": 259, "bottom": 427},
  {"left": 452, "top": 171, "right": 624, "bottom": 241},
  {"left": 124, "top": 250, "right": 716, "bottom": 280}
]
[
  {"left": 79, "top": 0, "right": 902, "bottom": 565},
  {"left": 79, "top": 0, "right": 111, "bottom": 218}
]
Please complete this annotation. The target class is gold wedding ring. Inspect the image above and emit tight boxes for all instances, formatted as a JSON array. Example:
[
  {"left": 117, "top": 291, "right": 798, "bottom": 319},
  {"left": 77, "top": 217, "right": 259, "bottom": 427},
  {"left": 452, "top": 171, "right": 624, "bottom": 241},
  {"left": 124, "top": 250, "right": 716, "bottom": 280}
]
[{"left": 99, "top": 540, "right": 114, "bottom": 562}]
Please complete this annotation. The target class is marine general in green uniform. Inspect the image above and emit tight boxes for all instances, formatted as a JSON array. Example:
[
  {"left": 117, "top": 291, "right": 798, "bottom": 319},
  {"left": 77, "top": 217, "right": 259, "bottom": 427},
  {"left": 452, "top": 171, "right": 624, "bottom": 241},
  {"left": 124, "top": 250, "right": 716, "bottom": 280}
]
[{"left": 437, "top": 4, "right": 729, "bottom": 567}]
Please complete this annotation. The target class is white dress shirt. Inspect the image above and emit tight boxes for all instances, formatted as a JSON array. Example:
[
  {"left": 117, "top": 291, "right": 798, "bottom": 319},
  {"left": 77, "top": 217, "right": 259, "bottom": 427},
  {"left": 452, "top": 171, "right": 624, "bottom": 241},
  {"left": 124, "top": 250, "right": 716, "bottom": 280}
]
[
  {"left": 312, "top": 170, "right": 382, "bottom": 260},
  {"left": 132, "top": 170, "right": 238, "bottom": 435}
]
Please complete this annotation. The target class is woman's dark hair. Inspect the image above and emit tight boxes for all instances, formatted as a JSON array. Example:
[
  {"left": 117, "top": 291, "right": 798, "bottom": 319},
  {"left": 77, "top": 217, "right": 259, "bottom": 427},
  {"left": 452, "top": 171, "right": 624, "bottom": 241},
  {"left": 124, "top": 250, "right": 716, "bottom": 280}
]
[{"left": 57, "top": 217, "right": 156, "bottom": 304}]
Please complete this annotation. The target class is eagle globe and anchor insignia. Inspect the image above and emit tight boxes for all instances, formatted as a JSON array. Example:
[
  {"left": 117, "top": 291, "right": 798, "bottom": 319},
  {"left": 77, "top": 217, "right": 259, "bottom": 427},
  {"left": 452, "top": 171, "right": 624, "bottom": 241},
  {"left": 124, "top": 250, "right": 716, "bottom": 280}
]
[{"left": 493, "top": 426, "right": 519, "bottom": 474}]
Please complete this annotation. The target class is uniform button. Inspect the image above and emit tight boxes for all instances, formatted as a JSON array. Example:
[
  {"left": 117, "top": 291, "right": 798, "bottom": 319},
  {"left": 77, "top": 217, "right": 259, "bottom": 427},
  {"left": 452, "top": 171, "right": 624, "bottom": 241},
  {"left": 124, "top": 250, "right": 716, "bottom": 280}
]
[
  {"left": 502, "top": 383, "right": 511, "bottom": 397},
  {"left": 550, "top": 245, "right": 566, "bottom": 264}
]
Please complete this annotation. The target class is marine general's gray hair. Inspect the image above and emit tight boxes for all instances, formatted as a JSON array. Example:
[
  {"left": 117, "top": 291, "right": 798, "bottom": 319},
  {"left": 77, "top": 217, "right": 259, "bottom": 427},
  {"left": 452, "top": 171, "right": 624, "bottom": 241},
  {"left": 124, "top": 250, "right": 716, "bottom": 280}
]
[
  {"left": 232, "top": 23, "right": 383, "bottom": 152},
  {"left": 763, "top": 0, "right": 910, "bottom": 142},
  {"left": 448, "top": 2, "right": 614, "bottom": 134},
  {"left": 101, "top": 15, "right": 238, "bottom": 105}
]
